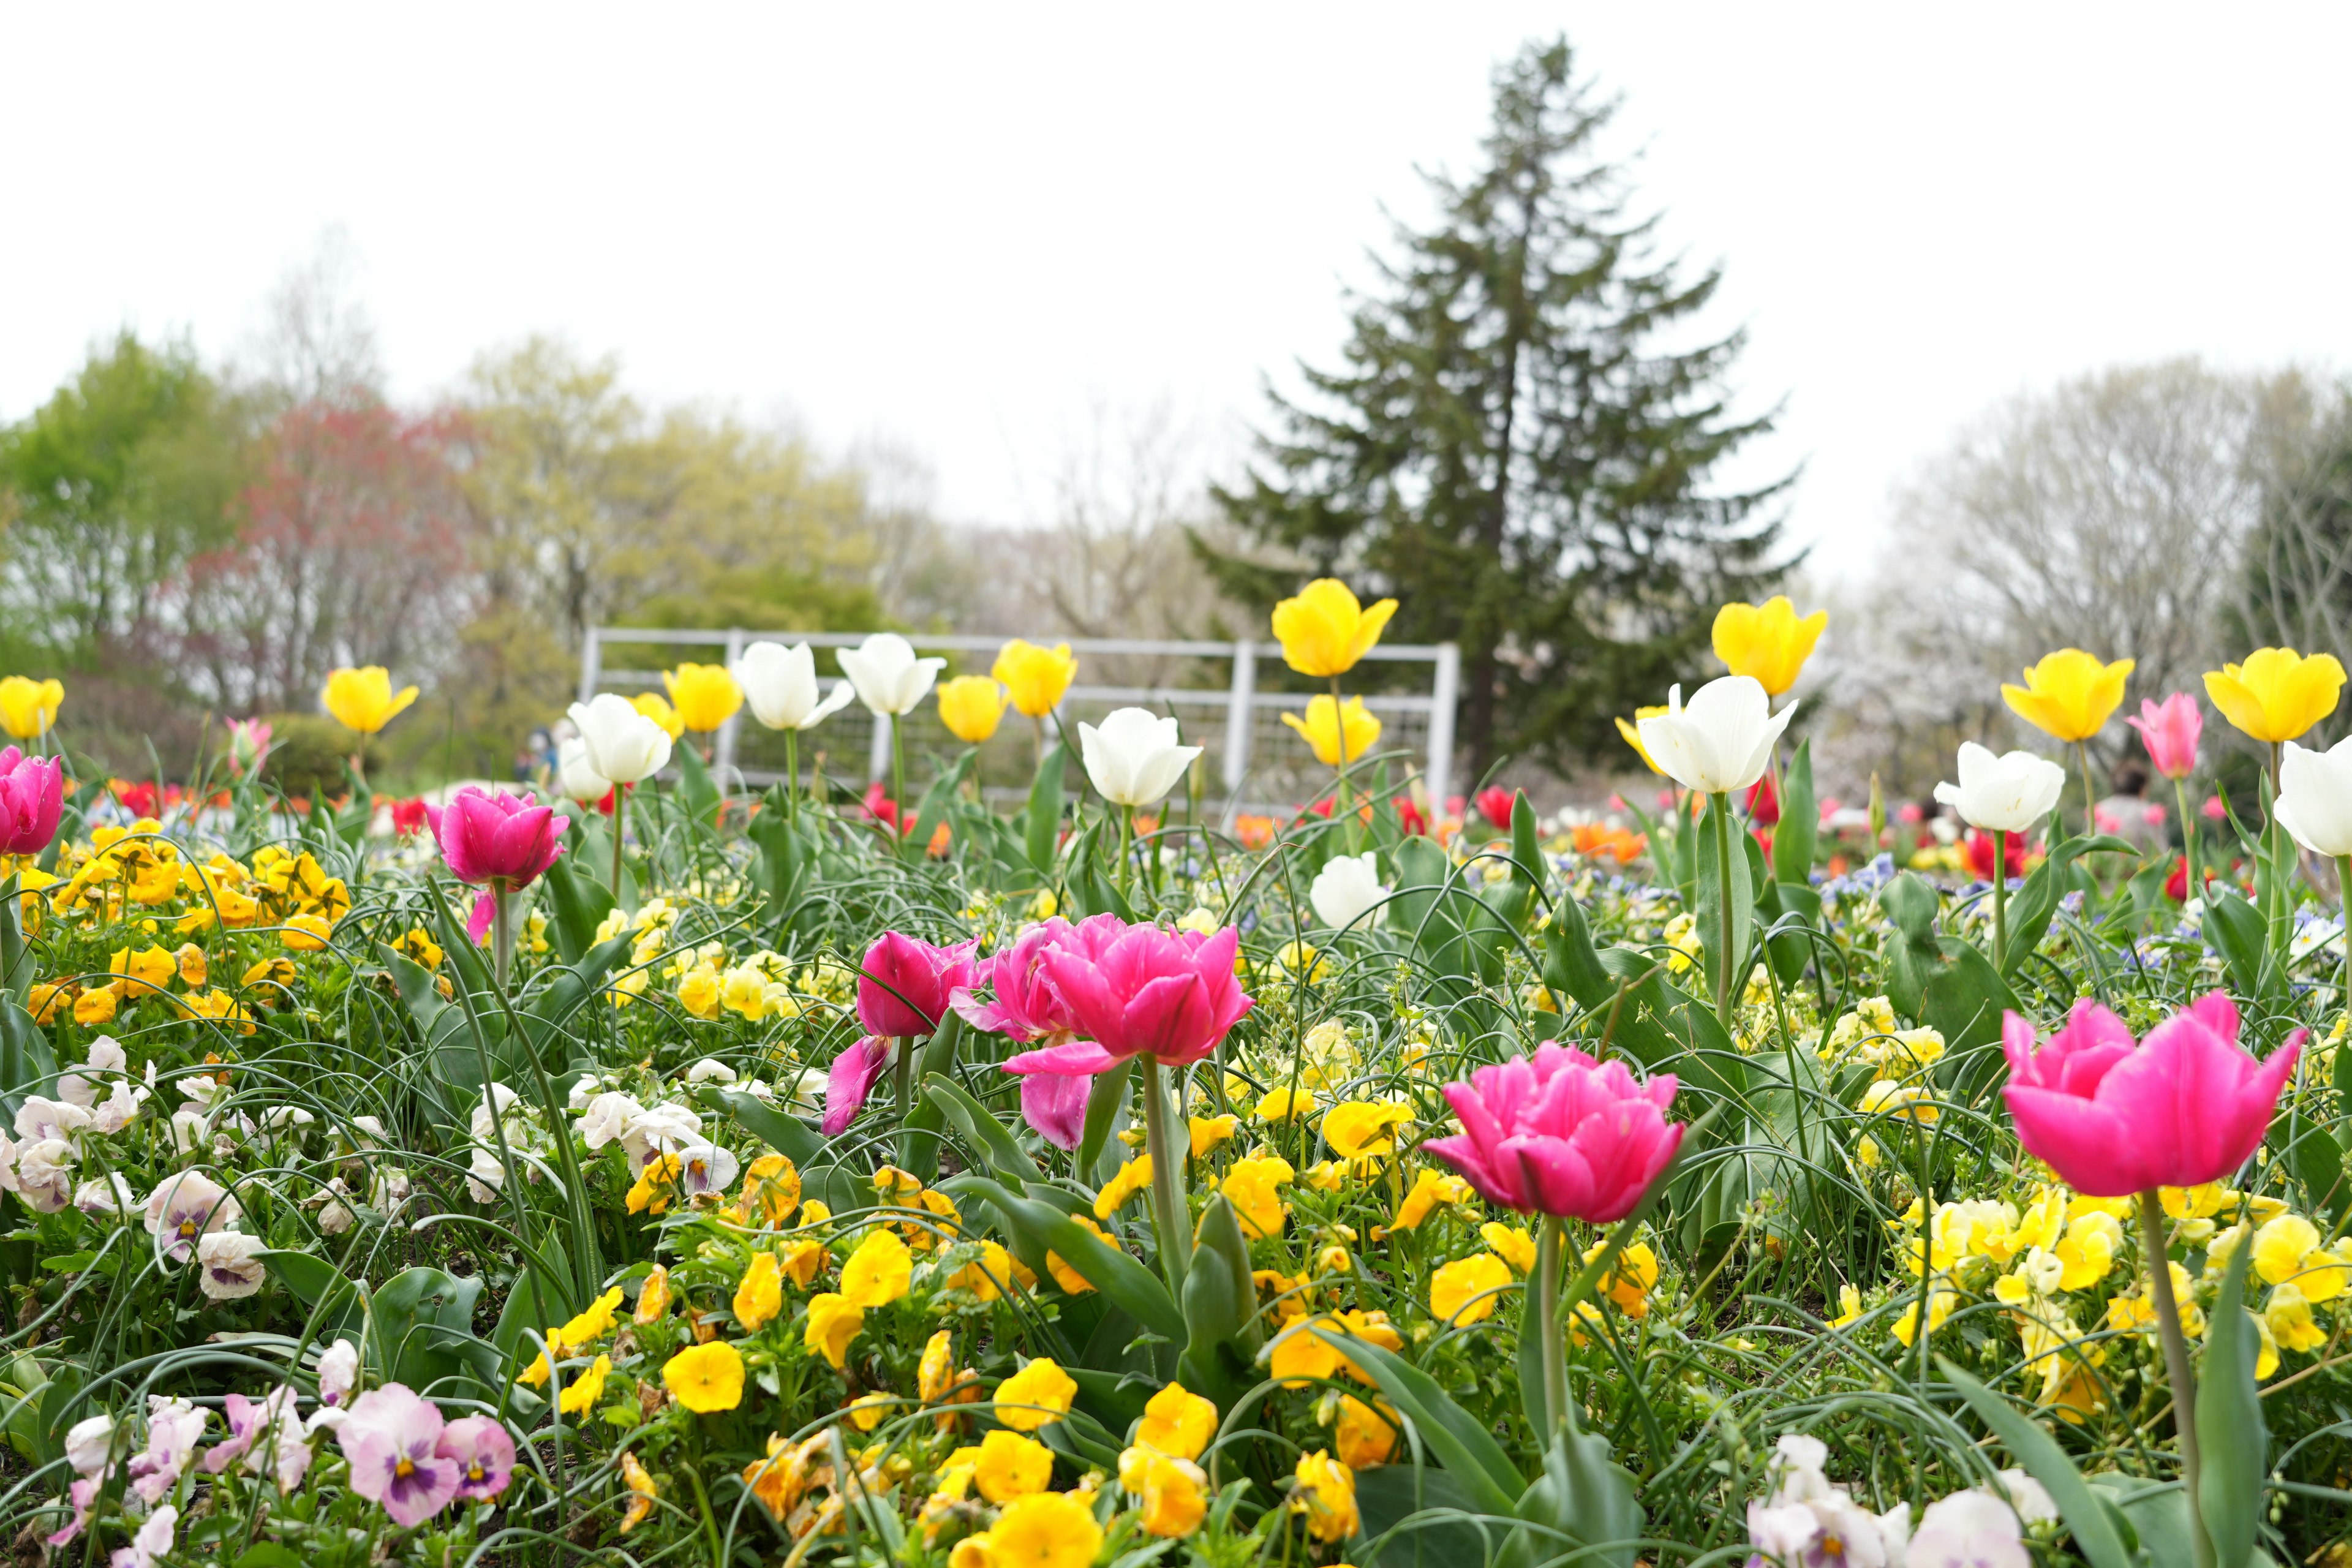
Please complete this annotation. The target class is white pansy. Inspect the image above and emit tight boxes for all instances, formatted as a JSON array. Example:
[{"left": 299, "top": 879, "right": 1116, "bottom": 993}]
[{"left": 194, "top": 1232, "right": 268, "bottom": 1300}]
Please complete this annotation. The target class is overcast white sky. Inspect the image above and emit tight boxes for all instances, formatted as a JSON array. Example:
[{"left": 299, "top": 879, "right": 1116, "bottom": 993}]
[{"left": 4, "top": 4, "right": 2349, "bottom": 579}]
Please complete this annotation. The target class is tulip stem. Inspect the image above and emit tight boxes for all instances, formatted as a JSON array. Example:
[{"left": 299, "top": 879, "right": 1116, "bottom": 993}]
[
  {"left": 784, "top": 730, "right": 799, "bottom": 827},
  {"left": 1990, "top": 829, "right": 2008, "bottom": 971},
  {"left": 2139, "top": 1188, "right": 2212, "bottom": 1568},
  {"left": 491, "top": 883, "right": 513, "bottom": 992},
  {"left": 1710, "top": 790, "right": 1737, "bottom": 1026},
  {"left": 1139, "top": 1056, "right": 1188, "bottom": 1298},
  {"left": 891, "top": 717, "right": 909, "bottom": 860},
  {"left": 1118, "top": 804, "right": 1136, "bottom": 900},
  {"left": 2337, "top": 854, "right": 2351, "bottom": 1020},
  {"left": 2176, "top": 777, "right": 2198, "bottom": 910},
  {"left": 611, "top": 790, "right": 627, "bottom": 905},
  {"left": 2076, "top": 741, "right": 2098, "bottom": 841},
  {"left": 1536, "top": 1215, "right": 1567, "bottom": 1436},
  {"left": 1330, "top": 675, "right": 1351, "bottom": 828}
]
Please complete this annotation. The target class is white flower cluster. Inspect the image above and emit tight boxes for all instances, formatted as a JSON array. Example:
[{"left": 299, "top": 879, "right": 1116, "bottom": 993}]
[
  {"left": 0, "top": 1036, "right": 151, "bottom": 1213},
  {"left": 1746, "top": 1434, "right": 2056, "bottom": 1568}
]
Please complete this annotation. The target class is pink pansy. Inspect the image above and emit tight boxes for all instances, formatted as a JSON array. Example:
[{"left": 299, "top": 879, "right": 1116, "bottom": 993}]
[
  {"left": 435, "top": 1416, "right": 516, "bottom": 1504},
  {"left": 141, "top": 1172, "right": 240, "bottom": 1264},
  {"left": 1005, "top": 924, "right": 1253, "bottom": 1076},
  {"left": 337, "top": 1384, "right": 460, "bottom": 1528},
  {"left": 856, "top": 931, "right": 981, "bottom": 1039},
  {"left": 203, "top": 1387, "right": 293, "bottom": 1475},
  {"left": 126, "top": 1398, "right": 208, "bottom": 1506},
  {"left": 426, "top": 787, "right": 568, "bottom": 889},
  {"left": 2002, "top": 993, "right": 2300, "bottom": 1197},
  {"left": 1422, "top": 1042, "right": 1683, "bottom": 1222},
  {"left": 0, "top": 748, "right": 62, "bottom": 857}
]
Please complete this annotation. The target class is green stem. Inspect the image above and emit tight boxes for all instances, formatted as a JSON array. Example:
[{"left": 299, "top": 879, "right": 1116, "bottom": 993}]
[
  {"left": 1990, "top": 828, "right": 2008, "bottom": 972},
  {"left": 2077, "top": 741, "right": 2098, "bottom": 841},
  {"left": 2176, "top": 776, "right": 2198, "bottom": 907},
  {"left": 785, "top": 729, "right": 799, "bottom": 827},
  {"left": 491, "top": 882, "right": 513, "bottom": 992},
  {"left": 2337, "top": 854, "right": 2351, "bottom": 1019},
  {"left": 1118, "top": 803, "right": 1136, "bottom": 900},
  {"left": 891, "top": 715, "right": 908, "bottom": 859},
  {"left": 2139, "top": 1189, "right": 2212, "bottom": 1568},
  {"left": 1139, "top": 1055, "right": 1188, "bottom": 1299},
  {"left": 1709, "top": 790, "right": 1736, "bottom": 1026},
  {"left": 1536, "top": 1215, "right": 1567, "bottom": 1436},
  {"left": 1330, "top": 674, "right": 1351, "bottom": 832},
  {"left": 893, "top": 1036, "right": 913, "bottom": 1167}
]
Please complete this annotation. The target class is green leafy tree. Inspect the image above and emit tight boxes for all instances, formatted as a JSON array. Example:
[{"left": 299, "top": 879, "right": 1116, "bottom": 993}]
[{"left": 1210, "top": 37, "right": 1793, "bottom": 778}]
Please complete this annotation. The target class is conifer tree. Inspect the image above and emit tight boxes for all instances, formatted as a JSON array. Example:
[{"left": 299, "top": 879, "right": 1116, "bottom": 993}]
[{"left": 1210, "top": 37, "right": 1794, "bottom": 778}]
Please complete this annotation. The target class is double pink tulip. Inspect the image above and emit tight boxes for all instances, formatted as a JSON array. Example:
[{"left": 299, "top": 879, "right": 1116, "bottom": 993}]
[
  {"left": 427, "top": 788, "right": 569, "bottom": 943},
  {"left": 0, "top": 747, "right": 62, "bottom": 857},
  {"left": 2002, "top": 993, "right": 2299, "bottom": 1196},
  {"left": 1001, "top": 922, "right": 1253, "bottom": 1077},
  {"left": 1423, "top": 1043, "right": 1683, "bottom": 1222},
  {"left": 823, "top": 932, "right": 979, "bottom": 1136},
  {"left": 953, "top": 914, "right": 1126, "bottom": 1151},
  {"left": 2125, "top": 693, "right": 2202, "bottom": 782}
]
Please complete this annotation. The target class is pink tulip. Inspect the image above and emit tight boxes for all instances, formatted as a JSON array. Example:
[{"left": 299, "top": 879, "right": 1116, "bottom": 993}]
[
  {"left": 950, "top": 914, "right": 1124, "bottom": 1042},
  {"left": 0, "top": 747, "right": 62, "bottom": 857},
  {"left": 1422, "top": 1042, "right": 1683, "bottom": 1222},
  {"left": 2002, "top": 993, "right": 2300, "bottom": 1197},
  {"left": 2125, "top": 693, "right": 2202, "bottom": 781},
  {"left": 426, "top": 788, "right": 568, "bottom": 889},
  {"left": 855, "top": 932, "right": 980, "bottom": 1039},
  {"left": 823, "top": 1035, "right": 895, "bottom": 1136},
  {"left": 1018, "top": 1071, "right": 1092, "bottom": 1152},
  {"left": 2203, "top": 795, "right": 2229, "bottom": 822},
  {"left": 1003, "top": 923, "right": 1253, "bottom": 1075}
]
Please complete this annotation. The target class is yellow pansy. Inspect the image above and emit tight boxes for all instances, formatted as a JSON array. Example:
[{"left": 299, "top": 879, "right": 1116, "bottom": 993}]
[
  {"left": 1321, "top": 1101, "right": 1412, "bottom": 1160},
  {"left": 2056, "top": 1212, "right": 2123, "bottom": 1291},
  {"left": 1890, "top": 1289, "right": 1956, "bottom": 1348},
  {"left": 1430, "top": 1253, "right": 1513, "bottom": 1325},
  {"left": 1272, "top": 579, "right": 1397, "bottom": 678},
  {"left": 937, "top": 677, "right": 1008, "bottom": 745},
  {"left": 1712, "top": 597, "right": 1827, "bottom": 696},
  {"left": 803, "top": 1292, "right": 864, "bottom": 1369},
  {"left": 2267, "top": 1284, "right": 2329, "bottom": 1353},
  {"left": 1281, "top": 695, "right": 1382, "bottom": 767},
  {"left": 559, "top": 1353, "right": 611, "bottom": 1417},
  {"left": 970, "top": 1428, "right": 1055, "bottom": 1503},
  {"left": 1094, "top": 1154, "right": 1154, "bottom": 1218},
  {"left": 1391, "top": 1169, "right": 1474, "bottom": 1231},
  {"left": 992, "top": 640, "right": 1078, "bottom": 718},
  {"left": 1256, "top": 1086, "right": 1314, "bottom": 1122},
  {"left": 660, "top": 1341, "right": 744, "bottom": 1413},
  {"left": 984, "top": 1491, "right": 1102, "bottom": 1568},
  {"left": 1333, "top": 1393, "right": 1397, "bottom": 1468},
  {"left": 1045, "top": 1215, "right": 1118, "bottom": 1295},
  {"left": 2001, "top": 649, "right": 2134, "bottom": 742},
  {"left": 1829, "top": 1284, "right": 1864, "bottom": 1329},
  {"left": 1134, "top": 1382, "right": 1218, "bottom": 1462},
  {"left": 993, "top": 1357, "right": 1077, "bottom": 1432},
  {"left": 1289, "top": 1450, "right": 1359, "bottom": 1542},
  {"left": 1187, "top": 1114, "right": 1240, "bottom": 1158},
  {"left": 839, "top": 1229, "right": 913, "bottom": 1308},
  {"left": 733, "top": 1252, "right": 783, "bottom": 1331},
  {"left": 2204, "top": 647, "right": 2346, "bottom": 744},
  {"left": 663, "top": 663, "right": 743, "bottom": 733},
  {"left": 1588, "top": 1240, "right": 1659, "bottom": 1317},
  {"left": 1217, "top": 1155, "right": 1295, "bottom": 1240},
  {"left": 947, "top": 1241, "right": 1018, "bottom": 1303},
  {"left": 1119, "top": 1445, "right": 1209, "bottom": 1538},
  {"left": 1480, "top": 1223, "right": 1538, "bottom": 1273},
  {"left": 321, "top": 666, "right": 418, "bottom": 735}
]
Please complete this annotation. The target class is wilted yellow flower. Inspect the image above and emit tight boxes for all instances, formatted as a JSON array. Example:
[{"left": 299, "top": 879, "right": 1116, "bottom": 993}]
[
  {"left": 620, "top": 1450, "right": 658, "bottom": 1532},
  {"left": 1120, "top": 1445, "right": 1209, "bottom": 1537},
  {"left": 937, "top": 676, "right": 1008, "bottom": 744},
  {"left": 986, "top": 1490, "right": 1102, "bottom": 1568},
  {"left": 840, "top": 1229, "right": 913, "bottom": 1308},
  {"left": 1289, "top": 1450, "right": 1359, "bottom": 1542},
  {"left": 631, "top": 692, "right": 687, "bottom": 741},
  {"left": 741, "top": 1153, "right": 802, "bottom": 1227},
  {"left": 1431, "top": 1253, "right": 1513, "bottom": 1325},
  {"left": 321, "top": 666, "right": 418, "bottom": 735},
  {"left": 635, "top": 1265, "right": 671, "bottom": 1324},
  {"left": 2001, "top": 649, "right": 2134, "bottom": 743},
  {"left": 780, "top": 1235, "right": 827, "bottom": 1287},
  {"left": 733, "top": 1251, "right": 783, "bottom": 1331},
  {"left": 1713, "top": 597, "right": 1827, "bottom": 697},
  {"left": 993, "top": 1357, "right": 1077, "bottom": 1431},
  {"left": 803, "top": 1292, "right": 864, "bottom": 1368},
  {"left": 1614, "top": 707, "right": 1668, "bottom": 775},
  {"left": 1273, "top": 579, "right": 1397, "bottom": 678},
  {"left": 660, "top": 1341, "right": 744, "bottom": 1412},
  {"left": 0, "top": 676, "right": 62, "bottom": 742},
  {"left": 663, "top": 663, "right": 743, "bottom": 733},
  {"left": 2205, "top": 648, "right": 2346, "bottom": 744},
  {"left": 1281, "top": 694, "right": 1381, "bottom": 767},
  {"left": 990, "top": 640, "right": 1077, "bottom": 718},
  {"left": 1135, "top": 1382, "right": 1218, "bottom": 1461}
]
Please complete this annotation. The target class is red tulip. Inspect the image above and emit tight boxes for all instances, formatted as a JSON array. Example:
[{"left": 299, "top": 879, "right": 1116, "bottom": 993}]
[
  {"left": 1392, "top": 794, "right": 1429, "bottom": 837},
  {"left": 1475, "top": 786, "right": 1516, "bottom": 831},
  {"left": 1423, "top": 1042, "right": 1683, "bottom": 1222},
  {"left": 1744, "top": 772, "right": 1780, "bottom": 826},
  {"left": 1963, "top": 829, "right": 2026, "bottom": 882},
  {"left": 2001, "top": 994, "right": 2300, "bottom": 1197},
  {"left": 391, "top": 797, "right": 430, "bottom": 838}
]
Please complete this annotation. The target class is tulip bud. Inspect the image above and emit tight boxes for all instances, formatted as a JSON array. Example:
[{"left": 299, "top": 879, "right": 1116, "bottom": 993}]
[{"left": 1868, "top": 772, "right": 1886, "bottom": 846}]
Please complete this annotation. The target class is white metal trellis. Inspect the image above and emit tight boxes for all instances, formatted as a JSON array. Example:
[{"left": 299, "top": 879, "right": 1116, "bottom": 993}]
[{"left": 578, "top": 628, "right": 1460, "bottom": 809}]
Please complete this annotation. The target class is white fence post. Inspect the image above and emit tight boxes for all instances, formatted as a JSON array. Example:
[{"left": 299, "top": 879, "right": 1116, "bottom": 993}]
[
  {"left": 714, "top": 629, "right": 746, "bottom": 784},
  {"left": 1425, "top": 641, "right": 1460, "bottom": 807},
  {"left": 576, "top": 628, "right": 603, "bottom": 706},
  {"left": 1222, "top": 639, "right": 1256, "bottom": 796}
]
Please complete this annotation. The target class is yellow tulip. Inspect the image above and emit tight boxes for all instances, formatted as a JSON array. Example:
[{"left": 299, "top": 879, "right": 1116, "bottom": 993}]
[
  {"left": 2204, "top": 648, "right": 2346, "bottom": 745},
  {"left": 321, "top": 667, "right": 418, "bottom": 736},
  {"left": 992, "top": 640, "right": 1077, "bottom": 717},
  {"left": 937, "top": 676, "right": 1008, "bottom": 744},
  {"left": 0, "top": 677, "right": 62, "bottom": 741},
  {"left": 1614, "top": 707, "right": 1667, "bottom": 774},
  {"left": 2000, "top": 649, "right": 2134, "bottom": 743},
  {"left": 1712, "top": 597, "right": 1826, "bottom": 696},
  {"left": 663, "top": 663, "right": 743, "bottom": 733},
  {"left": 1272, "top": 579, "right": 1397, "bottom": 678},
  {"left": 631, "top": 692, "right": 687, "bottom": 741},
  {"left": 1281, "top": 695, "right": 1381, "bottom": 766}
]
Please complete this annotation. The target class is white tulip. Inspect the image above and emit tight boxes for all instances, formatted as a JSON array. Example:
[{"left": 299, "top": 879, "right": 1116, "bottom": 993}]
[
  {"left": 1634, "top": 676, "right": 1796, "bottom": 796},
  {"left": 557, "top": 736, "right": 612, "bottom": 804},
  {"left": 734, "top": 640, "right": 857, "bottom": 731},
  {"left": 837, "top": 632, "right": 946, "bottom": 717},
  {"left": 1309, "top": 851, "right": 1390, "bottom": 930},
  {"left": 1079, "top": 707, "right": 1202, "bottom": 809},
  {"left": 1932, "top": 742, "right": 2067, "bottom": 834},
  {"left": 2274, "top": 736, "right": 2352, "bottom": 857},
  {"left": 568, "top": 693, "right": 673, "bottom": 785}
]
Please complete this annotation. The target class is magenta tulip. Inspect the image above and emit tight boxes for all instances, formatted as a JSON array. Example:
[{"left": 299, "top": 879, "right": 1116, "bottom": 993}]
[
  {"left": 2125, "top": 693, "right": 2203, "bottom": 782},
  {"left": 1003, "top": 923, "right": 1253, "bottom": 1076},
  {"left": 1423, "top": 1042, "right": 1683, "bottom": 1222},
  {"left": 856, "top": 932, "right": 980, "bottom": 1038},
  {"left": 426, "top": 788, "right": 568, "bottom": 889},
  {"left": 0, "top": 747, "right": 62, "bottom": 857},
  {"left": 951, "top": 915, "right": 1125, "bottom": 1042},
  {"left": 823, "top": 1035, "right": 895, "bottom": 1136},
  {"left": 2002, "top": 993, "right": 2299, "bottom": 1196},
  {"left": 1018, "top": 1071, "right": 1092, "bottom": 1152}
]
